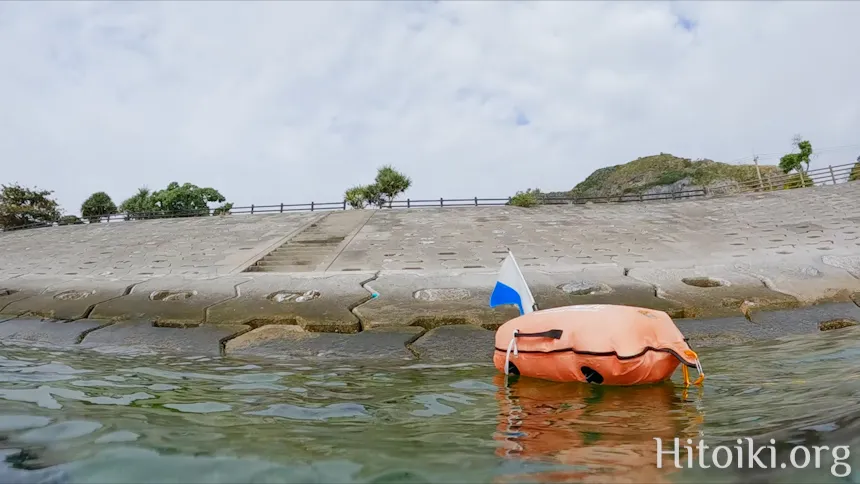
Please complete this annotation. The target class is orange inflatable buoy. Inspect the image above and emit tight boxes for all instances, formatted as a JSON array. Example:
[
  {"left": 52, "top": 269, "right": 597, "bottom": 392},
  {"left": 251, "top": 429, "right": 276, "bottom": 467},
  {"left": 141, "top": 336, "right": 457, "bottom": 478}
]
[{"left": 493, "top": 304, "right": 704, "bottom": 386}]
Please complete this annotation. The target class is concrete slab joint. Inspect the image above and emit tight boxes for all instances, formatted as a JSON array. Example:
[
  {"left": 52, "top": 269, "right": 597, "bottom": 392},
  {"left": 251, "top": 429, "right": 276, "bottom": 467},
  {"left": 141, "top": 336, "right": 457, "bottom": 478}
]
[
  {"left": 626, "top": 265, "right": 800, "bottom": 319},
  {"left": 0, "top": 277, "right": 140, "bottom": 321},
  {"left": 88, "top": 276, "right": 251, "bottom": 326},
  {"left": 206, "top": 273, "right": 369, "bottom": 333}
]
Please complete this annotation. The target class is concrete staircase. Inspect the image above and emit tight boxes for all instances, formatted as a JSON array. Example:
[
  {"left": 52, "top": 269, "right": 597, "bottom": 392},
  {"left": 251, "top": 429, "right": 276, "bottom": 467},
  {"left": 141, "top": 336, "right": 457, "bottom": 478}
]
[{"left": 244, "top": 210, "right": 373, "bottom": 273}]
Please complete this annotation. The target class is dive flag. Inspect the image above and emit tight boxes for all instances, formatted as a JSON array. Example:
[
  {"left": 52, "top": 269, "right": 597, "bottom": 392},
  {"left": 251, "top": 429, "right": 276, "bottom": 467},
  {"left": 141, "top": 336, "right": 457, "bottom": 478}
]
[{"left": 489, "top": 250, "right": 536, "bottom": 315}]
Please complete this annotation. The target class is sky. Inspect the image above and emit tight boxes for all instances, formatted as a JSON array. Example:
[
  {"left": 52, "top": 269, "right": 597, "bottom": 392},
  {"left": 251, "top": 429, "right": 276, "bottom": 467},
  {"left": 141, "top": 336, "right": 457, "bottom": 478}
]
[{"left": 1, "top": 1, "right": 859, "bottom": 215}]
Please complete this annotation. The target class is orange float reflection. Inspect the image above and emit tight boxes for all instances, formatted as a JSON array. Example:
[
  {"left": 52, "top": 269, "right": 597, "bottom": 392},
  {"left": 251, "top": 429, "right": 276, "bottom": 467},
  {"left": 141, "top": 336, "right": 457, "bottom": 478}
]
[{"left": 493, "top": 374, "right": 703, "bottom": 483}]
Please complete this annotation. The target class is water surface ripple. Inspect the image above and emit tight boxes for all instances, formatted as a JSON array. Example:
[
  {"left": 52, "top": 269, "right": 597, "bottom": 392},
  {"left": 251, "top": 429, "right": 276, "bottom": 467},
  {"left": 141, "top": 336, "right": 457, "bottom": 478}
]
[{"left": 1, "top": 327, "right": 859, "bottom": 483}]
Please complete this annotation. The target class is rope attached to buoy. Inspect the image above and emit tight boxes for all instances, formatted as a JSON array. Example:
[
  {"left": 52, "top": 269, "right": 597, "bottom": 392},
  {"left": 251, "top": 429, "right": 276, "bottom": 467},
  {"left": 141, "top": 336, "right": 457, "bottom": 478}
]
[{"left": 504, "top": 329, "right": 519, "bottom": 375}]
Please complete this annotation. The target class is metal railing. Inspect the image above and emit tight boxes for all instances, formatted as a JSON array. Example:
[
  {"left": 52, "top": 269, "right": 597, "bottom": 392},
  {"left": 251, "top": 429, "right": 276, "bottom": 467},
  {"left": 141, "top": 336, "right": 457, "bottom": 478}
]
[
  {"left": 707, "top": 162, "right": 857, "bottom": 195},
  {"left": 2, "top": 162, "right": 857, "bottom": 233}
]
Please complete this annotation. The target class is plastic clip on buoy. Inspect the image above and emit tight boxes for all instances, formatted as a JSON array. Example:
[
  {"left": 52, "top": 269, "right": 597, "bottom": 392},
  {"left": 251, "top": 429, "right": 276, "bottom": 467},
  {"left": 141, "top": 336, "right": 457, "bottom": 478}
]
[{"left": 681, "top": 349, "right": 705, "bottom": 387}]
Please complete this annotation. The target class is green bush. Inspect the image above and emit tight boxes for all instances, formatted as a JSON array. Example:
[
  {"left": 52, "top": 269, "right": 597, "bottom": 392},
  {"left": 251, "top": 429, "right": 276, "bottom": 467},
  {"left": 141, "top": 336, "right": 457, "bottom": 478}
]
[
  {"left": 81, "top": 191, "right": 117, "bottom": 222},
  {"left": 509, "top": 189, "right": 540, "bottom": 207},
  {"left": 849, "top": 162, "right": 860, "bottom": 182},
  {"left": 343, "top": 166, "right": 411, "bottom": 209}
]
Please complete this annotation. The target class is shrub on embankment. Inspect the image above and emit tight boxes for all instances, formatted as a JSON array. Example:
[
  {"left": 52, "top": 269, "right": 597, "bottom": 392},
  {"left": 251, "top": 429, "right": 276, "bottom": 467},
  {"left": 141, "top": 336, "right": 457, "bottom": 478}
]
[
  {"left": 0, "top": 181, "right": 234, "bottom": 231},
  {"left": 344, "top": 165, "right": 412, "bottom": 209}
]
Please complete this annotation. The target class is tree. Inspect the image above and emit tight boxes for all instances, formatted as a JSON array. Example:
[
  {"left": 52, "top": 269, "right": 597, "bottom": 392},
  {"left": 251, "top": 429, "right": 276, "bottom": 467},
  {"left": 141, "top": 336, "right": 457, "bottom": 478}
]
[
  {"left": 119, "top": 183, "right": 232, "bottom": 219},
  {"left": 80, "top": 191, "right": 117, "bottom": 222},
  {"left": 150, "top": 182, "right": 231, "bottom": 216},
  {"left": 344, "top": 184, "right": 384, "bottom": 209},
  {"left": 0, "top": 183, "right": 61, "bottom": 229},
  {"left": 343, "top": 166, "right": 411, "bottom": 209},
  {"left": 374, "top": 165, "right": 412, "bottom": 208},
  {"left": 779, "top": 135, "right": 813, "bottom": 187},
  {"left": 119, "top": 187, "right": 158, "bottom": 219}
]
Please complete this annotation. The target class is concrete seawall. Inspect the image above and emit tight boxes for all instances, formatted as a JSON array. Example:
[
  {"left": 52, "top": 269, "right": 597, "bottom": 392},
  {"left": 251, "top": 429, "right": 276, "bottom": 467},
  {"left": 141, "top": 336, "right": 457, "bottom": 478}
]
[{"left": 1, "top": 183, "right": 859, "bottom": 361}]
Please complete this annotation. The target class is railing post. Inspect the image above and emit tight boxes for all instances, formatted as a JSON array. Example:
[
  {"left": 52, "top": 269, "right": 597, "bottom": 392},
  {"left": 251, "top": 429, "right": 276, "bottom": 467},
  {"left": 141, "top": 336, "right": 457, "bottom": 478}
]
[
  {"left": 474, "top": 196, "right": 478, "bottom": 206},
  {"left": 440, "top": 198, "right": 443, "bottom": 207},
  {"left": 829, "top": 165, "right": 837, "bottom": 184},
  {"left": 311, "top": 201, "right": 315, "bottom": 211},
  {"left": 280, "top": 203, "right": 284, "bottom": 213},
  {"left": 251, "top": 204, "right": 255, "bottom": 215},
  {"left": 639, "top": 193, "right": 643, "bottom": 202},
  {"left": 343, "top": 200, "right": 347, "bottom": 210},
  {"left": 407, "top": 199, "right": 410, "bottom": 208}
]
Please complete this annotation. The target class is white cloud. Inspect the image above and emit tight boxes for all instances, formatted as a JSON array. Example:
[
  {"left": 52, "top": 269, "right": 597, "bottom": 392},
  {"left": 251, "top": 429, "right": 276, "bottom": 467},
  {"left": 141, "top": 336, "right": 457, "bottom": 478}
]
[{"left": 1, "top": 0, "right": 858, "bottom": 214}]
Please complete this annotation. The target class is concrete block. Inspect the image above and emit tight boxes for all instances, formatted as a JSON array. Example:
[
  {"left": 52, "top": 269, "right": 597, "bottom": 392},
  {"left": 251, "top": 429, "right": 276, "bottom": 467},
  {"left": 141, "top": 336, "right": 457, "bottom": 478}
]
[
  {"left": 747, "top": 302, "right": 860, "bottom": 339},
  {"left": 0, "top": 318, "right": 107, "bottom": 346},
  {"left": 353, "top": 270, "right": 520, "bottom": 329},
  {"left": 732, "top": 256, "right": 860, "bottom": 305},
  {"left": 2, "top": 278, "right": 138, "bottom": 321},
  {"left": 675, "top": 317, "right": 766, "bottom": 348},
  {"left": 0, "top": 277, "right": 52, "bottom": 318},
  {"left": 821, "top": 255, "right": 860, "bottom": 279},
  {"left": 409, "top": 325, "right": 495, "bottom": 361},
  {"left": 627, "top": 265, "right": 800, "bottom": 318},
  {"left": 529, "top": 266, "right": 686, "bottom": 318},
  {"left": 224, "top": 325, "right": 421, "bottom": 360},
  {"left": 88, "top": 276, "right": 250, "bottom": 326},
  {"left": 79, "top": 321, "right": 248, "bottom": 356},
  {"left": 206, "top": 273, "right": 369, "bottom": 333}
]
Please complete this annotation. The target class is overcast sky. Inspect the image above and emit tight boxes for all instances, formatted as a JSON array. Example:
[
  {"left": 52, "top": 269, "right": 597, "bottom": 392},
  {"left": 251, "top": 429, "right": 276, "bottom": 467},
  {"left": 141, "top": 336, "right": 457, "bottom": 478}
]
[{"left": 1, "top": 1, "right": 858, "bottom": 215}]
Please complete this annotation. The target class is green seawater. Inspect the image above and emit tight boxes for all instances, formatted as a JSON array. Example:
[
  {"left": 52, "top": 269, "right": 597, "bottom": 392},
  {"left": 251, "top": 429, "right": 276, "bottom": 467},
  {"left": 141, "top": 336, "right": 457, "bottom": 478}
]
[{"left": 1, "top": 326, "right": 859, "bottom": 483}]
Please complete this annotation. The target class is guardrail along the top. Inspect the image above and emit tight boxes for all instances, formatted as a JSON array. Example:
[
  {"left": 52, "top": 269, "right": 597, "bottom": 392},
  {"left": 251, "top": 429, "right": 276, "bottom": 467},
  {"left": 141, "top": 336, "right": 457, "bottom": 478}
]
[{"left": 2, "top": 162, "right": 857, "bottom": 232}]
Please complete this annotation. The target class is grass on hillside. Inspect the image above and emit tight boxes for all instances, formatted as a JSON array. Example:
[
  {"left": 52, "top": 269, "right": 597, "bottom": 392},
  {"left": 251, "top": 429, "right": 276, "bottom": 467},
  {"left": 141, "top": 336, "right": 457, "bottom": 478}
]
[{"left": 568, "top": 153, "right": 780, "bottom": 197}]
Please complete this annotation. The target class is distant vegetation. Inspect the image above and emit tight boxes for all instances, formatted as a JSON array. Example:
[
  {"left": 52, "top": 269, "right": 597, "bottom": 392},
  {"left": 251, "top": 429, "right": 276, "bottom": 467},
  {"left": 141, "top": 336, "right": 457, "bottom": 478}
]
[
  {"left": 508, "top": 135, "right": 852, "bottom": 207},
  {"left": 344, "top": 165, "right": 412, "bottom": 209},
  {"left": 1, "top": 140, "right": 854, "bottom": 228},
  {"left": 850, "top": 159, "right": 860, "bottom": 182},
  {"left": 0, "top": 181, "right": 233, "bottom": 230},
  {"left": 778, "top": 135, "right": 814, "bottom": 187},
  {"left": 508, "top": 154, "right": 777, "bottom": 207},
  {"left": 118, "top": 182, "right": 233, "bottom": 220},
  {"left": 81, "top": 191, "right": 117, "bottom": 223},
  {"left": 0, "top": 183, "right": 62, "bottom": 229}
]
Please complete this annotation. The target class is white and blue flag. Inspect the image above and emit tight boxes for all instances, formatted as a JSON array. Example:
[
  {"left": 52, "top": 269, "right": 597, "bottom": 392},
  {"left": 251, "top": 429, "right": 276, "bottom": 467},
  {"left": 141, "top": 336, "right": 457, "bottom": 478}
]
[{"left": 489, "top": 250, "right": 536, "bottom": 315}]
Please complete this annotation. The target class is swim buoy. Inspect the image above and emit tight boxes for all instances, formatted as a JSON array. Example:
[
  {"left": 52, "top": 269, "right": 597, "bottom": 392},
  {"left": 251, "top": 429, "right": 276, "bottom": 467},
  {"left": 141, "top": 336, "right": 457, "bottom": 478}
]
[{"left": 493, "top": 304, "right": 704, "bottom": 386}]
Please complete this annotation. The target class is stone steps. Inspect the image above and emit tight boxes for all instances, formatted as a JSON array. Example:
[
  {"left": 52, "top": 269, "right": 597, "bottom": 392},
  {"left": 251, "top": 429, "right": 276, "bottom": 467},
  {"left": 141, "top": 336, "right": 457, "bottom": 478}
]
[{"left": 244, "top": 210, "right": 373, "bottom": 273}]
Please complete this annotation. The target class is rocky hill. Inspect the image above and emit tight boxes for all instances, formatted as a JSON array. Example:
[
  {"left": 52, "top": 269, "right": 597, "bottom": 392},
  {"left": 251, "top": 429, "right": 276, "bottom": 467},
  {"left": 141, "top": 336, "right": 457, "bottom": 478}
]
[{"left": 548, "top": 153, "right": 780, "bottom": 199}]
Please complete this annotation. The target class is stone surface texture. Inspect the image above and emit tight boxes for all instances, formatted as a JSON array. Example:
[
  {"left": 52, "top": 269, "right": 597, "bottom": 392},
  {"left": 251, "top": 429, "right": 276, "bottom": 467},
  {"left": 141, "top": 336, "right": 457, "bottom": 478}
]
[
  {"left": 0, "top": 213, "right": 322, "bottom": 278},
  {"left": 0, "top": 182, "right": 858, "bottom": 360}
]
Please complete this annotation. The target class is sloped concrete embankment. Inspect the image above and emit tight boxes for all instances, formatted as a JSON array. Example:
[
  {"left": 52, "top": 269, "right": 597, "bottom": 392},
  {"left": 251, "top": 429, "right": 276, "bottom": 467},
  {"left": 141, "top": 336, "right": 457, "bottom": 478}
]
[{"left": 2, "top": 254, "right": 860, "bottom": 362}]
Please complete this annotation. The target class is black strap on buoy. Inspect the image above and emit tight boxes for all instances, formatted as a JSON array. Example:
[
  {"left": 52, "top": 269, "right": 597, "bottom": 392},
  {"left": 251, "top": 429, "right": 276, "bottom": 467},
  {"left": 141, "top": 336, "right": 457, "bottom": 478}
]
[{"left": 514, "top": 329, "right": 563, "bottom": 339}]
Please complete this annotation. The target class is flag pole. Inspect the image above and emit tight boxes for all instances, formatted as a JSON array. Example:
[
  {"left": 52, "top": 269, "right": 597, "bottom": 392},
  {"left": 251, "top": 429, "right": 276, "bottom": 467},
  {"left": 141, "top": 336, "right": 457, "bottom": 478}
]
[{"left": 507, "top": 248, "right": 539, "bottom": 312}]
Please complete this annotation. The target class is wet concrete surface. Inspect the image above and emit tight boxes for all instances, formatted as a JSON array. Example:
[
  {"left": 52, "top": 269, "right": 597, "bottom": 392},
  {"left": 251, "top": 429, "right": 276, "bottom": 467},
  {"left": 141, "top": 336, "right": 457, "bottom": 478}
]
[
  {"left": 408, "top": 325, "right": 495, "bottom": 361},
  {"left": 78, "top": 321, "right": 249, "bottom": 356},
  {"left": 0, "top": 318, "right": 107, "bottom": 346},
  {"left": 224, "top": 325, "right": 422, "bottom": 360},
  {"left": 0, "top": 299, "right": 856, "bottom": 361}
]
